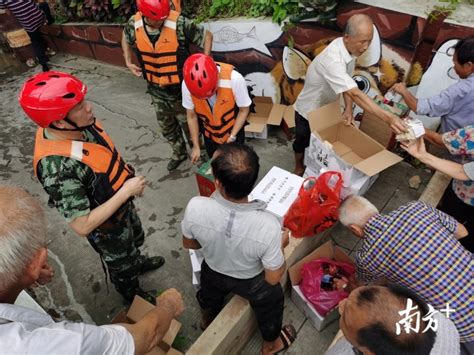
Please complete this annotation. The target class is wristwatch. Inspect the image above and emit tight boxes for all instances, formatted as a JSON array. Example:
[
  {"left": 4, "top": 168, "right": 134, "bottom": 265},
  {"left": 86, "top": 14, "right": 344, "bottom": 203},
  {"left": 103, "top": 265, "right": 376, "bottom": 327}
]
[{"left": 228, "top": 135, "right": 237, "bottom": 143}]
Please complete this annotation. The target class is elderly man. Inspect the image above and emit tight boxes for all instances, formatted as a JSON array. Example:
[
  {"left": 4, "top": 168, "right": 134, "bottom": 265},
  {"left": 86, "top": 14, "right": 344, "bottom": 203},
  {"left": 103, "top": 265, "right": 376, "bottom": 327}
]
[
  {"left": 292, "top": 14, "right": 406, "bottom": 175},
  {"left": 19, "top": 71, "right": 164, "bottom": 303},
  {"left": 0, "top": 185, "right": 184, "bottom": 354},
  {"left": 338, "top": 196, "right": 473, "bottom": 353},
  {"left": 121, "top": 0, "right": 213, "bottom": 171},
  {"left": 181, "top": 143, "right": 295, "bottom": 355},
  {"left": 391, "top": 36, "right": 474, "bottom": 133},
  {"left": 325, "top": 283, "right": 460, "bottom": 355}
]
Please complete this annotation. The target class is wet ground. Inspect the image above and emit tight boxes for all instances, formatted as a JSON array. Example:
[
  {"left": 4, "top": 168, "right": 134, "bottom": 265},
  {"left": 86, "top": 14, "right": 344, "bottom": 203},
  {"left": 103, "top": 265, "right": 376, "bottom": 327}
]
[{"left": 0, "top": 53, "right": 432, "bottom": 353}]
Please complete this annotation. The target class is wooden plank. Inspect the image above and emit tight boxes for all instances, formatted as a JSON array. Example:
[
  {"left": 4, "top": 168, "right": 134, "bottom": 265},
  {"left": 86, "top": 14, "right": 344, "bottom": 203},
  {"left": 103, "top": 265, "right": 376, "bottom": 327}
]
[
  {"left": 418, "top": 171, "right": 450, "bottom": 206},
  {"left": 187, "top": 229, "right": 332, "bottom": 355}
]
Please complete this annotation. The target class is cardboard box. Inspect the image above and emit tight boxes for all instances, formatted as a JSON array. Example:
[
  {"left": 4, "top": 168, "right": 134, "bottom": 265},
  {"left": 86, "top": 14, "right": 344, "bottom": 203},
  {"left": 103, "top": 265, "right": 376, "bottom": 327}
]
[
  {"left": 249, "top": 166, "right": 304, "bottom": 224},
  {"left": 359, "top": 97, "right": 409, "bottom": 149},
  {"left": 245, "top": 96, "right": 295, "bottom": 139},
  {"left": 195, "top": 160, "right": 215, "bottom": 197},
  {"left": 189, "top": 249, "right": 204, "bottom": 291},
  {"left": 305, "top": 101, "right": 403, "bottom": 196},
  {"left": 288, "top": 241, "right": 353, "bottom": 331},
  {"left": 112, "top": 296, "right": 183, "bottom": 354}
]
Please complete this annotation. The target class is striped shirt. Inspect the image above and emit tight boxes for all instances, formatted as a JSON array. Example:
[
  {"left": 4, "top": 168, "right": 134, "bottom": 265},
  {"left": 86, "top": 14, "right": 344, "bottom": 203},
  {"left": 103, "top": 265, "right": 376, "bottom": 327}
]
[
  {"left": 0, "top": 0, "right": 46, "bottom": 32},
  {"left": 356, "top": 201, "right": 473, "bottom": 342}
]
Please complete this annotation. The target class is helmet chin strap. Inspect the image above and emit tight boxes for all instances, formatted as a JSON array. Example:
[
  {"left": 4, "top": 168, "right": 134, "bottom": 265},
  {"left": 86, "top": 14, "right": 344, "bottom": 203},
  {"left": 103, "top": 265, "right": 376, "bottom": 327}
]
[{"left": 50, "top": 117, "right": 96, "bottom": 131}]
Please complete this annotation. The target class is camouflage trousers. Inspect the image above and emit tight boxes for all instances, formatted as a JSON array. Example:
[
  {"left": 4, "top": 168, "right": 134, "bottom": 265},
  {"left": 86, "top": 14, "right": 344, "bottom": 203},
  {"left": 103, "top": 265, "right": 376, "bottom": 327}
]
[
  {"left": 150, "top": 93, "right": 192, "bottom": 161},
  {"left": 87, "top": 202, "right": 144, "bottom": 300}
]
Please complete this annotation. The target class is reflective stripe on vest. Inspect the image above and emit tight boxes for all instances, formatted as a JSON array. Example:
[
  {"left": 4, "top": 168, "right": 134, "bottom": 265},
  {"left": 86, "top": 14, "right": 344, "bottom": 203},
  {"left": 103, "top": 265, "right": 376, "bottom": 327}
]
[
  {"left": 192, "top": 63, "right": 238, "bottom": 144},
  {"left": 33, "top": 121, "right": 133, "bottom": 197},
  {"left": 134, "top": 10, "right": 180, "bottom": 87}
]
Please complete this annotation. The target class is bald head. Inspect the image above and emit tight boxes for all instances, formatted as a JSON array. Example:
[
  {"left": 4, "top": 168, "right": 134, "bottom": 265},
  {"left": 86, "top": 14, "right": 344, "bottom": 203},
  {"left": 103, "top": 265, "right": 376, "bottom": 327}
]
[
  {"left": 344, "top": 14, "right": 373, "bottom": 37},
  {"left": 343, "top": 14, "right": 374, "bottom": 57},
  {"left": 0, "top": 186, "right": 46, "bottom": 293},
  {"left": 339, "top": 284, "right": 436, "bottom": 354}
]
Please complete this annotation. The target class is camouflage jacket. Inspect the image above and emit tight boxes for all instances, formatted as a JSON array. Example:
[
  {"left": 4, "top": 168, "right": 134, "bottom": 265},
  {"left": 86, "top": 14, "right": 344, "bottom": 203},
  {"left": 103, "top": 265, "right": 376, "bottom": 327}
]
[
  {"left": 37, "top": 129, "right": 129, "bottom": 225},
  {"left": 123, "top": 13, "right": 205, "bottom": 100}
]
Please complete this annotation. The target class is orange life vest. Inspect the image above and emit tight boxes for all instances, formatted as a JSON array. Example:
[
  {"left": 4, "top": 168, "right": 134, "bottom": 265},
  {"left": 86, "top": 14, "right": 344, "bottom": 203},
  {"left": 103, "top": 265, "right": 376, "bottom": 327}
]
[
  {"left": 134, "top": 6, "right": 181, "bottom": 87},
  {"left": 191, "top": 63, "right": 238, "bottom": 144},
  {"left": 33, "top": 121, "right": 134, "bottom": 212}
]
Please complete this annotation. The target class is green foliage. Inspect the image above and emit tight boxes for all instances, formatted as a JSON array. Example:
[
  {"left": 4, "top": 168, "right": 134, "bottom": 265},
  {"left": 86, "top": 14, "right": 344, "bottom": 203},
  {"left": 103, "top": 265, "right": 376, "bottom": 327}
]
[
  {"left": 58, "top": 0, "right": 136, "bottom": 23},
  {"left": 187, "top": 0, "right": 302, "bottom": 25}
]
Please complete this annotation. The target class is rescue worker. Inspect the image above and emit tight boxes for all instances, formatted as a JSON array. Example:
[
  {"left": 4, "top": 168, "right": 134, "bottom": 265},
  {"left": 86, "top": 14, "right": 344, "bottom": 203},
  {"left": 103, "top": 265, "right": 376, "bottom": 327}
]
[
  {"left": 18, "top": 71, "right": 164, "bottom": 303},
  {"left": 121, "top": 0, "right": 213, "bottom": 171},
  {"left": 182, "top": 54, "right": 251, "bottom": 161}
]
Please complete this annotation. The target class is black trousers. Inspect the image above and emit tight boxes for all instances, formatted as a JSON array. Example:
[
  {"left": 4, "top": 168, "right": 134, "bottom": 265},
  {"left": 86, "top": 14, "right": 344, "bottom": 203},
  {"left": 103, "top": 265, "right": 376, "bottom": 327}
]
[
  {"left": 197, "top": 261, "right": 284, "bottom": 342},
  {"left": 203, "top": 127, "right": 245, "bottom": 158},
  {"left": 27, "top": 29, "right": 48, "bottom": 67},
  {"left": 439, "top": 184, "right": 474, "bottom": 252},
  {"left": 292, "top": 111, "right": 311, "bottom": 153}
]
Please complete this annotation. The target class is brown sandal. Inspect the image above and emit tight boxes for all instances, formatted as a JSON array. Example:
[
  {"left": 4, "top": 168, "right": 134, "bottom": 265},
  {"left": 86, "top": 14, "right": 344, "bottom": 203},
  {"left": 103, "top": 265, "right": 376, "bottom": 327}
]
[{"left": 274, "top": 324, "right": 297, "bottom": 354}]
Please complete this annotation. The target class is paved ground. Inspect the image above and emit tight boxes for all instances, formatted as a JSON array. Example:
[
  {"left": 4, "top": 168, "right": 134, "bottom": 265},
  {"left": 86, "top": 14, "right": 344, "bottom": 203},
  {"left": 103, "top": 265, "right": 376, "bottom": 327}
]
[{"left": 0, "top": 52, "right": 432, "bottom": 353}]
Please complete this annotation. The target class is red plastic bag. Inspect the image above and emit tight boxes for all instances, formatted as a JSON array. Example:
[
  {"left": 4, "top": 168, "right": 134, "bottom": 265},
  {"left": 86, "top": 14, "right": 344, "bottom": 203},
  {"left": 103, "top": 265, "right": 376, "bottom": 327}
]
[
  {"left": 284, "top": 171, "right": 342, "bottom": 238},
  {"left": 300, "top": 258, "right": 355, "bottom": 316}
]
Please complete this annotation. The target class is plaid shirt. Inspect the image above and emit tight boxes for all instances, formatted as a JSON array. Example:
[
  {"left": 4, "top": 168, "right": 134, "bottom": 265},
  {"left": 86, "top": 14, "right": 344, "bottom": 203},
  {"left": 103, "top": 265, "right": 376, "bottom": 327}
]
[{"left": 356, "top": 201, "right": 473, "bottom": 342}]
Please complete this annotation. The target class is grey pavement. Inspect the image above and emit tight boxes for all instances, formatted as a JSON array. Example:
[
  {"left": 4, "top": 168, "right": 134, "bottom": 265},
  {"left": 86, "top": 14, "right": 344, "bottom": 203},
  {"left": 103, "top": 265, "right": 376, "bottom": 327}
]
[{"left": 0, "top": 53, "right": 432, "bottom": 353}]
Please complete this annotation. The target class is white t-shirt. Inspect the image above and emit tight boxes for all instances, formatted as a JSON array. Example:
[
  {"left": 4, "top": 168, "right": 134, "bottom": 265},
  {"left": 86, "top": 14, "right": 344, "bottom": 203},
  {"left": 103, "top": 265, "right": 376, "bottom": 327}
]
[
  {"left": 294, "top": 37, "right": 357, "bottom": 119},
  {"left": 0, "top": 303, "right": 135, "bottom": 354},
  {"left": 181, "top": 191, "right": 284, "bottom": 279},
  {"left": 182, "top": 67, "right": 252, "bottom": 110}
]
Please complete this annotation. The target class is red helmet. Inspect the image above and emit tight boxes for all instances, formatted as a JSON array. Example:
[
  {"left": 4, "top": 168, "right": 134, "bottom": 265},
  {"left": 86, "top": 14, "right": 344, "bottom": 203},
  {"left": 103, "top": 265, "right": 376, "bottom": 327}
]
[
  {"left": 18, "top": 71, "right": 87, "bottom": 128},
  {"left": 137, "top": 0, "right": 170, "bottom": 21},
  {"left": 183, "top": 54, "right": 219, "bottom": 99}
]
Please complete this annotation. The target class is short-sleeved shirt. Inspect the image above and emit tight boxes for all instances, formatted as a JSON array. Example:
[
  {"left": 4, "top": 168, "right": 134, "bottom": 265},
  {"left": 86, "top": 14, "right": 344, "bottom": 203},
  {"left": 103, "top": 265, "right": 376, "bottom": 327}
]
[
  {"left": 293, "top": 37, "right": 357, "bottom": 119},
  {"left": 181, "top": 191, "right": 284, "bottom": 279},
  {"left": 123, "top": 12, "right": 205, "bottom": 99},
  {"left": 37, "top": 129, "right": 96, "bottom": 222},
  {"left": 417, "top": 73, "right": 474, "bottom": 133},
  {"left": 442, "top": 125, "right": 474, "bottom": 206},
  {"left": 181, "top": 67, "right": 252, "bottom": 110},
  {"left": 0, "top": 303, "right": 134, "bottom": 354},
  {"left": 356, "top": 201, "right": 474, "bottom": 342},
  {"left": 0, "top": 0, "right": 46, "bottom": 32}
]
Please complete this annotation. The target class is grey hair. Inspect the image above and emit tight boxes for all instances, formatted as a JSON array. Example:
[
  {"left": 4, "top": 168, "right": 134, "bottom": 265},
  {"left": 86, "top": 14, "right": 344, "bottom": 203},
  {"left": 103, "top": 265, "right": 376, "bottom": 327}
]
[
  {"left": 344, "top": 14, "right": 373, "bottom": 36},
  {"left": 0, "top": 186, "right": 46, "bottom": 292},
  {"left": 339, "top": 195, "right": 379, "bottom": 227}
]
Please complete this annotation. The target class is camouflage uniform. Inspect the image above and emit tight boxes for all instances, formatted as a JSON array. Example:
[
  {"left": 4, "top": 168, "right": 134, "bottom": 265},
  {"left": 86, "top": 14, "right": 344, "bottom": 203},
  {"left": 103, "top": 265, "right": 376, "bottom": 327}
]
[
  {"left": 123, "top": 14, "right": 206, "bottom": 166},
  {"left": 37, "top": 129, "right": 145, "bottom": 300}
]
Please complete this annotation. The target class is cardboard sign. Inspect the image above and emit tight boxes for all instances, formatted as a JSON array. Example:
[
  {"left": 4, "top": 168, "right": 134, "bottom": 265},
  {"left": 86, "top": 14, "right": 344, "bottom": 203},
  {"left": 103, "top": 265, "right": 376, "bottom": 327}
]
[{"left": 249, "top": 166, "right": 304, "bottom": 223}]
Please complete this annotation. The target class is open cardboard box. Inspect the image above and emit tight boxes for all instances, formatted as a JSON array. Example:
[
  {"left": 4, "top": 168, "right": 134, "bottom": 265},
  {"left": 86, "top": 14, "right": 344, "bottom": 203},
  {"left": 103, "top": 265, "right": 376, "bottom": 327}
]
[
  {"left": 245, "top": 96, "right": 295, "bottom": 139},
  {"left": 249, "top": 166, "right": 304, "bottom": 224},
  {"left": 360, "top": 96, "right": 409, "bottom": 149},
  {"left": 305, "top": 100, "right": 403, "bottom": 196},
  {"left": 112, "top": 296, "right": 182, "bottom": 355},
  {"left": 288, "top": 241, "right": 353, "bottom": 331}
]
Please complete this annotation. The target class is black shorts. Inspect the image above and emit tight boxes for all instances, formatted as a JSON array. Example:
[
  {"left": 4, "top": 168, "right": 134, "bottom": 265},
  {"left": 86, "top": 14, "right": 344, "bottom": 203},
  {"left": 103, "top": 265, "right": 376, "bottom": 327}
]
[{"left": 292, "top": 111, "right": 311, "bottom": 153}]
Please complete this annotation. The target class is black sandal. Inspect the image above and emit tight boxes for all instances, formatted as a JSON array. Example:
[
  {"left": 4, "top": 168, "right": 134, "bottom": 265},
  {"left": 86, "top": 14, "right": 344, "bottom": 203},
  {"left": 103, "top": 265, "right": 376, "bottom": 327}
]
[{"left": 275, "top": 324, "right": 297, "bottom": 354}]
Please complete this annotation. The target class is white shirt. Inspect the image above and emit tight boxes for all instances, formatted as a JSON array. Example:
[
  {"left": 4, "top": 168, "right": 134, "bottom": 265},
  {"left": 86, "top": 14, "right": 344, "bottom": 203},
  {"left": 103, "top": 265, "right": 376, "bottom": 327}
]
[
  {"left": 294, "top": 37, "right": 357, "bottom": 119},
  {"left": 0, "top": 303, "right": 135, "bottom": 355},
  {"left": 181, "top": 191, "right": 284, "bottom": 279},
  {"left": 182, "top": 67, "right": 252, "bottom": 110}
]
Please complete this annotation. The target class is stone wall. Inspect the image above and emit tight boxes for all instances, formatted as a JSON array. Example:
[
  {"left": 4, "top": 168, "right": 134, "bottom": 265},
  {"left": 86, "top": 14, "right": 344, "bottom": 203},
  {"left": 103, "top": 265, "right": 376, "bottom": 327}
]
[{"left": 40, "top": 24, "right": 139, "bottom": 67}]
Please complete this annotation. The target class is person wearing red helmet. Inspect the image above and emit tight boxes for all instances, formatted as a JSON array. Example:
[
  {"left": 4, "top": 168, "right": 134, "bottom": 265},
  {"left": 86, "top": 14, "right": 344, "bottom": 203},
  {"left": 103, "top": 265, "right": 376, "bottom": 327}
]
[
  {"left": 19, "top": 71, "right": 165, "bottom": 304},
  {"left": 182, "top": 54, "right": 251, "bottom": 161},
  {"left": 121, "top": 0, "right": 212, "bottom": 171}
]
